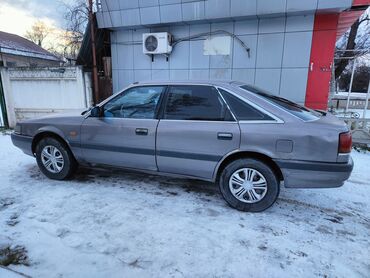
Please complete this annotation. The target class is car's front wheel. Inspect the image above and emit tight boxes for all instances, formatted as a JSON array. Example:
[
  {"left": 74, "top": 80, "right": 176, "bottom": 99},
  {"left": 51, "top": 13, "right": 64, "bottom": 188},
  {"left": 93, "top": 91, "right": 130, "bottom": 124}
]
[
  {"left": 219, "top": 158, "right": 280, "bottom": 212},
  {"left": 35, "top": 137, "right": 77, "bottom": 180}
]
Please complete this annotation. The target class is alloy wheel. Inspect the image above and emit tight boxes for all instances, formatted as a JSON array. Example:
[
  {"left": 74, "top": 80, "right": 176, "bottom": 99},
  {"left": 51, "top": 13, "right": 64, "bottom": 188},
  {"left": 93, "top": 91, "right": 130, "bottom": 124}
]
[
  {"left": 228, "top": 168, "right": 268, "bottom": 203},
  {"left": 41, "top": 145, "right": 64, "bottom": 174}
]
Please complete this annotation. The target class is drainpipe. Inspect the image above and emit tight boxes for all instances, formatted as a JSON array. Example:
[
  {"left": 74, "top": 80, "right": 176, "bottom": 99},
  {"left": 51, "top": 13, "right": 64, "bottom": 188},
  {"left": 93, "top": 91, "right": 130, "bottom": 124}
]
[{"left": 89, "top": 0, "right": 99, "bottom": 104}]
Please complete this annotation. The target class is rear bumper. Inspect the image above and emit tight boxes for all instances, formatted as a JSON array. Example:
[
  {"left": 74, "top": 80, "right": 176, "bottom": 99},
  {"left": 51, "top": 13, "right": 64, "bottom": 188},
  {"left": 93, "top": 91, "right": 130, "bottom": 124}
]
[
  {"left": 11, "top": 133, "right": 34, "bottom": 156},
  {"left": 275, "top": 157, "right": 354, "bottom": 188}
]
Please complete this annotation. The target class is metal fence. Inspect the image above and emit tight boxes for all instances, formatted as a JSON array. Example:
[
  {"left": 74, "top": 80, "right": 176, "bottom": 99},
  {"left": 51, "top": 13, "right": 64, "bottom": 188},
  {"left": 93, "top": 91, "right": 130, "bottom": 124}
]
[{"left": 330, "top": 51, "right": 370, "bottom": 144}]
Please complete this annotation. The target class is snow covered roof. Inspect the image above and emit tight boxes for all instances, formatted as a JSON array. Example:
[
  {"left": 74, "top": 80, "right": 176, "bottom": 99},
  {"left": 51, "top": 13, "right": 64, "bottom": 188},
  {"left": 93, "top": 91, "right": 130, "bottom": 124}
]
[{"left": 0, "top": 31, "right": 60, "bottom": 62}]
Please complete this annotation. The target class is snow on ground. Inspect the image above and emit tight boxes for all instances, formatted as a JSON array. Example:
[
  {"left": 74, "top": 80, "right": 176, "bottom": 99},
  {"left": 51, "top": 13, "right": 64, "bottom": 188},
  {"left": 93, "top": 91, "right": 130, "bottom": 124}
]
[{"left": 0, "top": 133, "right": 369, "bottom": 278}]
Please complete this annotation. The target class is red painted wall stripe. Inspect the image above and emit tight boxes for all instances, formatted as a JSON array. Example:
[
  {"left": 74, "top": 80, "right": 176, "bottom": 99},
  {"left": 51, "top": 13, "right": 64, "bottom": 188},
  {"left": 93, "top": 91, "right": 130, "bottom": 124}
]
[
  {"left": 336, "top": 10, "right": 365, "bottom": 40},
  {"left": 305, "top": 14, "right": 339, "bottom": 110},
  {"left": 352, "top": 0, "right": 370, "bottom": 6}
]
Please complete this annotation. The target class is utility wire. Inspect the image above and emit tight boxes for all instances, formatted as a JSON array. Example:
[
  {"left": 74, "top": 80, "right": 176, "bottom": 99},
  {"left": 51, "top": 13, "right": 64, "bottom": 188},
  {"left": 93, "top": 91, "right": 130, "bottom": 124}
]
[{"left": 114, "top": 30, "right": 251, "bottom": 58}]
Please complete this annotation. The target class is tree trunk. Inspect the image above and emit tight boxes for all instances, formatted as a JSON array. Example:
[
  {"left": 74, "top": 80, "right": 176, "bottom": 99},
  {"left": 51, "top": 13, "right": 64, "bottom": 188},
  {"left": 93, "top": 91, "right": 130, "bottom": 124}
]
[{"left": 335, "top": 19, "right": 360, "bottom": 79}]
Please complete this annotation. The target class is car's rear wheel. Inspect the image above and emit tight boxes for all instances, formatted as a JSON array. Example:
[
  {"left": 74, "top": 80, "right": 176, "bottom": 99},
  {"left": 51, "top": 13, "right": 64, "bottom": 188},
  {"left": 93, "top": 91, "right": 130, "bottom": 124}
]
[
  {"left": 219, "top": 158, "right": 279, "bottom": 212},
  {"left": 35, "top": 137, "right": 77, "bottom": 180}
]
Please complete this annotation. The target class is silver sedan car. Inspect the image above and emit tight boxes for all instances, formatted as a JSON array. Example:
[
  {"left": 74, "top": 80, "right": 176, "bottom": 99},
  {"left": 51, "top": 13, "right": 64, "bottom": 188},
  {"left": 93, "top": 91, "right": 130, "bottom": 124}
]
[{"left": 11, "top": 81, "right": 353, "bottom": 212}]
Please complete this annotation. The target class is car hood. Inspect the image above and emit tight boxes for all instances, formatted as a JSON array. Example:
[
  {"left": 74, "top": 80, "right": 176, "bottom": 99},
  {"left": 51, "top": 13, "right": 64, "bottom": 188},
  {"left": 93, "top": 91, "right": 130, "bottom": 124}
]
[{"left": 20, "top": 109, "right": 85, "bottom": 124}]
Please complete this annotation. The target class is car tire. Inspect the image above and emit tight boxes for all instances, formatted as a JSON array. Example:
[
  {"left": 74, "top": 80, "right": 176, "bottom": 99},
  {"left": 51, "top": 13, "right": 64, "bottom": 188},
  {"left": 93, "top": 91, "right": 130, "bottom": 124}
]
[
  {"left": 219, "top": 158, "right": 280, "bottom": 212},
  {"left": 35, "top": 137, "right": 77, "bottom": 180}
]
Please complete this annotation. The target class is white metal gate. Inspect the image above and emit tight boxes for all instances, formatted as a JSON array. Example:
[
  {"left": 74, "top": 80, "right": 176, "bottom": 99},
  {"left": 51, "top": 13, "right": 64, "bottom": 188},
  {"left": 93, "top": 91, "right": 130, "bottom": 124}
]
[{"left": 0, "top": 66, "right": 93, "bottom": 128}]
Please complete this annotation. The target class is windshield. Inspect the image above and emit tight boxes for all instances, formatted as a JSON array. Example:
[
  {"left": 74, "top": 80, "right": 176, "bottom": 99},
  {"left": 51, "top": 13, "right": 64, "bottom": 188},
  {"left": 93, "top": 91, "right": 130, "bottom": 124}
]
[{"left": 240, "top": 85, "right": 321, "bottom": 121}]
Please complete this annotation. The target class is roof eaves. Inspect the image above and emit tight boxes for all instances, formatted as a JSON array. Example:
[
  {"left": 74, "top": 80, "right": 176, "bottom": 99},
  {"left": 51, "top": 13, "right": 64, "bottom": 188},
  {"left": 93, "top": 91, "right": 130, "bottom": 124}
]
[{"left": 0, "top": 46, "right": 61, "bottom": 62}]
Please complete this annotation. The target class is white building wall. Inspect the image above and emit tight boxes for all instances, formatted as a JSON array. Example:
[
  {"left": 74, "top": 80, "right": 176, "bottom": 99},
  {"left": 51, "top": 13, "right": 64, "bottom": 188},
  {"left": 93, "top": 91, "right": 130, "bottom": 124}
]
[
  {"left": 1, "top": 66, "right": 93, "bottom": 127},
  {"left": 111, "top": 14, "right": 314, "bottom": 104},
  {"left": 97, "top": 0, "right": 352, "bottom": 29}
]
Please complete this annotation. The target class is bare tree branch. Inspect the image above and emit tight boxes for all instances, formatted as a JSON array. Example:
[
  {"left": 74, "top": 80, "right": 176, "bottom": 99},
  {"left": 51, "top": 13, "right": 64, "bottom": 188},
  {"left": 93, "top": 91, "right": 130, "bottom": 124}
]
[
  {"left": 24, "top": 20, "right": 53, "bottom": 47},
  {"left": 59, "top": 0, "right": 91, "bottom": 59},
  {"left": 335, "top": 11, "right": 370, "bottom": 79}
]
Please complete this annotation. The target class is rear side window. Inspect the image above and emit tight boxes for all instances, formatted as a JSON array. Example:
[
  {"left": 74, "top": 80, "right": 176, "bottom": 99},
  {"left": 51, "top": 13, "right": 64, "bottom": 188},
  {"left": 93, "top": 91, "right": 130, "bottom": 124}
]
[
  {"left": 164, "top": 85, "right": 232, "bottom": 121},
  {"left": 219, "top": 89, "right": 273, "bottom": 121},
  {"left": 240, "top": 85, "right": 320, "bottom": 121}
]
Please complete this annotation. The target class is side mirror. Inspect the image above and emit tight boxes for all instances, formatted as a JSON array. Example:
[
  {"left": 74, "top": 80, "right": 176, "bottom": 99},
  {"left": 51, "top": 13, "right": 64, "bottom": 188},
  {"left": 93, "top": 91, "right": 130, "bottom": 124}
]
[{"left": 90, "top": 106, "right": 101, "bottom": 117}]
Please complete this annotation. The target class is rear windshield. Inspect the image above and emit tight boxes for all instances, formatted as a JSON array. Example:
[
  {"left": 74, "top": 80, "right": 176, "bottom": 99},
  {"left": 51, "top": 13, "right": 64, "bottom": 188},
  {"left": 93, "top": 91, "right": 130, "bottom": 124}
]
[{"left": 240, "top": 85, "right": 321, "bottom": 121}]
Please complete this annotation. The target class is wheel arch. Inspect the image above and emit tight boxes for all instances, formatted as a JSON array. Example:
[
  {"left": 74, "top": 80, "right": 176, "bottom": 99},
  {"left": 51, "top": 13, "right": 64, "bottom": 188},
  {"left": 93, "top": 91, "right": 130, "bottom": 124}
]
[
  {"left": 214, "top": 151, "right": 284, "bottom": 183},
  {"left": 32, "top": 128, "right": 72, "bottom": 155}
]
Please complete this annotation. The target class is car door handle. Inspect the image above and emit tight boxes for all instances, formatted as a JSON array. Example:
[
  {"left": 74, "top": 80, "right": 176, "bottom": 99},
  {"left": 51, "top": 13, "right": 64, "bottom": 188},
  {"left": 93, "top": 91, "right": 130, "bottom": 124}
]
[
  {"left": 135, "top": 128, "right": 148, "bottom": 136},
  {"left": 218, "top": 132, "right": 233, "bottom": 140}
]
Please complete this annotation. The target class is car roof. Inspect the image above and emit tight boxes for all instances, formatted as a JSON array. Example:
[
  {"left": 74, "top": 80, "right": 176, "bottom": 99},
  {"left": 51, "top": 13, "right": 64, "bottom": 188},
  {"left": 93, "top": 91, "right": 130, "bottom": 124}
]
[
  {"left": 108, "top": 80, "right": 298, "bottom": 123},
  {"left": 131, "top": 80, "right": 247, "bottom": 87},
  {"left": 128, "top": 80, "right": 293, "bottom": 123}
]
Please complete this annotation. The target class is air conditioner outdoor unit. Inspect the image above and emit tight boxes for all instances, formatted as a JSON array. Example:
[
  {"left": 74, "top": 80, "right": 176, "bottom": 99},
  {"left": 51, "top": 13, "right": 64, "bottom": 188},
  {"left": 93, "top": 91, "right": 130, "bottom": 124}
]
[{"left": 143, "top": 32, "right": 173, "bottom": 55}]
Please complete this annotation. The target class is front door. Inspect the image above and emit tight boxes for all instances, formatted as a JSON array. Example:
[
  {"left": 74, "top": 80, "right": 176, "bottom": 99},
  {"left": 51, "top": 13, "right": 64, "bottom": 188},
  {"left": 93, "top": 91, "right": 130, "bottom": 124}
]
[
  {"left": 156, "top": 85, "right": 240, "bottom": 180},
  {"left": 80, "top": 85, "right": 166, "bottom": 170}
]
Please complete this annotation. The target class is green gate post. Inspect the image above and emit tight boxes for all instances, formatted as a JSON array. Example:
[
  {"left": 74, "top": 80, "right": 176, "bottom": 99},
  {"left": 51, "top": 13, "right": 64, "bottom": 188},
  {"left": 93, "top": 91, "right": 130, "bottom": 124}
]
[{"left": 0, "top": 70, "right": 9, "bottom": 129}]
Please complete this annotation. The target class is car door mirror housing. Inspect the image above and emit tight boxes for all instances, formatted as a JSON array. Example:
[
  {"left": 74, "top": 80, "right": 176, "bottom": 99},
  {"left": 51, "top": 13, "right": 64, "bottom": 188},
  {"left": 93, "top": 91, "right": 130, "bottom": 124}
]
[{"left": 90, "top": 106, "right": 101, "bottom": 117}]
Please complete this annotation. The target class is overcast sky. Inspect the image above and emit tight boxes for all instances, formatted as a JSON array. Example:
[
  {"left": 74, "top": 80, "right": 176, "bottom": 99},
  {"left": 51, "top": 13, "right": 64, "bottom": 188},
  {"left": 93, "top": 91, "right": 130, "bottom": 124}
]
[{"left": 0, "top": 0, "right": 72, "bottom": 36}]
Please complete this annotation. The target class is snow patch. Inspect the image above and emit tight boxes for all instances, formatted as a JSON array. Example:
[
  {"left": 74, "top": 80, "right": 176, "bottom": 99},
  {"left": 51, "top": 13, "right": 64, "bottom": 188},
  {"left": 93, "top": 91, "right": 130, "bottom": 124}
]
[{"left": 0, "top": 135, "right": 369, "bottom": 277}]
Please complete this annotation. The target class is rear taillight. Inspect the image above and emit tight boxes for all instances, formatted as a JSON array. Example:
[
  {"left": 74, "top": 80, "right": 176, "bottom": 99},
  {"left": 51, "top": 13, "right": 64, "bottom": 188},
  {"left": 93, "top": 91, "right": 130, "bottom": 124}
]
[{"left": 339, "top": 132, "right": 352, "bottom": 153}]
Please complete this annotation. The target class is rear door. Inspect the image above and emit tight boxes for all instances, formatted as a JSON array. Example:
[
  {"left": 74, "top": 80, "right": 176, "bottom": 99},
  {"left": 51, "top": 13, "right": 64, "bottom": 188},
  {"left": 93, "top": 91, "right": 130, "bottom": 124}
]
[
  {"left": 81, "top": 85, "right": 166, "bottom": 170},
  {"left": 156, "top": 85, "right": 240, "bottom": 180}
]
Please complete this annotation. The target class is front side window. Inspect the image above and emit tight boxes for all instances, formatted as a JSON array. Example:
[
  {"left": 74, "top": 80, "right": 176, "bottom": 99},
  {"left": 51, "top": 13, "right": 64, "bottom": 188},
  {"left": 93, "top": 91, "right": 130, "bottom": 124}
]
[
  {"left": 103, "top": 86, "right": 165, "bottom": 119},
  {"left": 164, "top": 85, "right": 232, "bottom": 121},
  {"left": 240, "top": 85, "right": 321, "bottom": 121}
]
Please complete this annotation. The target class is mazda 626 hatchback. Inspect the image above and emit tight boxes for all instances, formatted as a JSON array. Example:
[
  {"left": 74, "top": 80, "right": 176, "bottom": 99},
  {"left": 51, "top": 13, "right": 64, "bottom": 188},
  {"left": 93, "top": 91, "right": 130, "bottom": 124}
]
[{"left": 11, "top": 81, "right": 353, "bottom": 212}]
